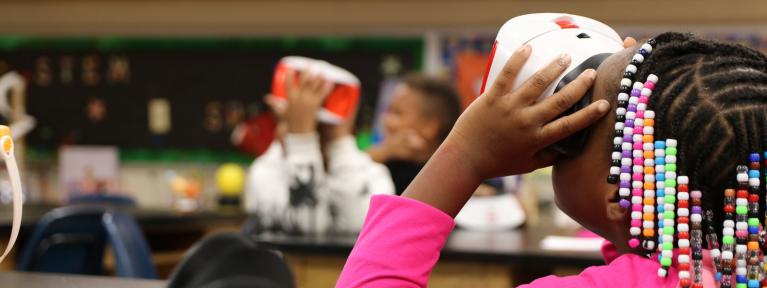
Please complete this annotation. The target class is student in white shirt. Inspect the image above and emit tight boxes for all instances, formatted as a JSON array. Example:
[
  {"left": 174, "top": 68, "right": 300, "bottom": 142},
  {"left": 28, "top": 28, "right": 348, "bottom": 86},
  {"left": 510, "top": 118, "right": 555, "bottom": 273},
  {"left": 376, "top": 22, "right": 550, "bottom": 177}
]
[{"left": 245, "top": 69, "right": 394, "bottom": 234}]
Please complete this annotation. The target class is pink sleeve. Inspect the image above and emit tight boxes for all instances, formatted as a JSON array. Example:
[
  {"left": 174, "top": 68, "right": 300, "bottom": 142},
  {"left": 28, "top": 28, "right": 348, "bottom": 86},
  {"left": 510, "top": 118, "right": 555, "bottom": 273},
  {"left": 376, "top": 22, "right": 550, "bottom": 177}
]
[
  {"left": 518, "top": 252, "right": 681, "bottom": 288},
  {"left": 336, "top": 194, "right": 455, "bottom": 288}
]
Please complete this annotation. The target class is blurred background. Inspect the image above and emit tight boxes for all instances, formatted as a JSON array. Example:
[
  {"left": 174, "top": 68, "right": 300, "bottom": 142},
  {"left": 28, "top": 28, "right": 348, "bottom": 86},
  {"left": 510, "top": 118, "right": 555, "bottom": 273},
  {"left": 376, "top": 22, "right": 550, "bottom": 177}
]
[
  {"left": 1, "top": 0, "right": 764, "bottom": 207},
  {"left": 0, "top": 1, "right": 763, "bottom": 288}
]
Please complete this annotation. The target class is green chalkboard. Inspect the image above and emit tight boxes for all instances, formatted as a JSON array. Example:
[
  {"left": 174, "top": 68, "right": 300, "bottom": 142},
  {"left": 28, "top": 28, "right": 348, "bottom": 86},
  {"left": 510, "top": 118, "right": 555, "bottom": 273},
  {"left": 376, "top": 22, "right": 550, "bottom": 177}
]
[{"left": 0, "top": 37, "right": 424, "bottom": 163}]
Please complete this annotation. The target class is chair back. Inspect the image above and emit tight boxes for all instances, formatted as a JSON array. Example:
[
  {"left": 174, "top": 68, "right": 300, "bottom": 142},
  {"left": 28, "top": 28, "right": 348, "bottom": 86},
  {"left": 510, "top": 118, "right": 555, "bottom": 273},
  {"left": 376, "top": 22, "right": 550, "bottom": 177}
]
[
  {"left": 17, "top": 205, "right": 107, "bottom": 275},
  {"left": 102, "top": 210, "right": 157, "bottom": 279}
]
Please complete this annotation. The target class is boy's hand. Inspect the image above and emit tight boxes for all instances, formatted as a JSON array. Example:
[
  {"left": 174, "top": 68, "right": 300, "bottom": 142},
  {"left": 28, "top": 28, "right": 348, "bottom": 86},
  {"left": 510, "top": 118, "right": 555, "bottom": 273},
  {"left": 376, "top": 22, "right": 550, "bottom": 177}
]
[
  {"left": 264, "top": 93, "right": 286, "bottom": 120},
  {"left": 446, "top": 44, "right": 609, "bottom": 179},
  {"left": 318, "top": 99, "right": 358, "bottom": 143},
  {"left": 284, "top": 69, "right": 334, "bottom": 134},
  {"left": 368, "top": 130, "right": 428, "bottom": 163}
]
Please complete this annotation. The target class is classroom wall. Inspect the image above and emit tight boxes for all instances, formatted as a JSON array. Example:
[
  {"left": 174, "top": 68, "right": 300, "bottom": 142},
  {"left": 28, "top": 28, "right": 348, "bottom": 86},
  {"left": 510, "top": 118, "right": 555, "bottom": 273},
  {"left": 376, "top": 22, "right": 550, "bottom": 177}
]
[
  {"left": 0, "top": 0, "right": 764, "bottom": 36},
  {"left": 5, "top": 0, "right": 766, "bottom": 207}
]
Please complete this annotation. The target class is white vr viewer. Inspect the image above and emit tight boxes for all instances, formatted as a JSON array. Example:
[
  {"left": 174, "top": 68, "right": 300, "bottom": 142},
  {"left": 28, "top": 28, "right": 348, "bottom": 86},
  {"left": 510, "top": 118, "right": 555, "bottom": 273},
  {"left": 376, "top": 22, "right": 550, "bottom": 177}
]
[{"left": 480, "top": 13, "right": 624, "bottom": 156}]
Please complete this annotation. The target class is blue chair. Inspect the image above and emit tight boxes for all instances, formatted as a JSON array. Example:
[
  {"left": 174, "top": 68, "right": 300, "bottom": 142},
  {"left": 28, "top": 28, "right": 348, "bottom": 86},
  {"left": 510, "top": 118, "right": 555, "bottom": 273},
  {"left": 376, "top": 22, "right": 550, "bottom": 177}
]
[
  {"left": 16, "top": 205, "right": 108, "bottom": 275},
  {"left": 18, "top": 206, "right": 157, "bottom": 279},
  {"left": 102, "top": 210, "right": 157, "bottom": 279}
]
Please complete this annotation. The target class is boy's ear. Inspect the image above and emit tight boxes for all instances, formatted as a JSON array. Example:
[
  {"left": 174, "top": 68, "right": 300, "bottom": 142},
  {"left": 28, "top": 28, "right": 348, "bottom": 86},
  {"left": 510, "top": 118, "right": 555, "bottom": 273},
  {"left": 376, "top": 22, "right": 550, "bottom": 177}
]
[{"left": 420, "top": 118, "right": 441, "bottom": 142}]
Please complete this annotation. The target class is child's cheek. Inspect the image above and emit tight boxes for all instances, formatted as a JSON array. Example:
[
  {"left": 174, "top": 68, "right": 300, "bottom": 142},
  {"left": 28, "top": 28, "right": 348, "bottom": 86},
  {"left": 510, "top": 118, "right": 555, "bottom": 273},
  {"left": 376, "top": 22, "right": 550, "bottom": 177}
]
[{"left": 551, "top": 165, "right": 576, "bottom": 211}]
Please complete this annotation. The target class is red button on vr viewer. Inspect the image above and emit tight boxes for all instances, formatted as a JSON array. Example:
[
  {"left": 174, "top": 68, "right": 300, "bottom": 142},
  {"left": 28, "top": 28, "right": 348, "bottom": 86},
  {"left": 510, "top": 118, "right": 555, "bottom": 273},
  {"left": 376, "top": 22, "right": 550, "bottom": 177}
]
[{"left": 555, "top": 20, "right": 579, "bottom": 29}]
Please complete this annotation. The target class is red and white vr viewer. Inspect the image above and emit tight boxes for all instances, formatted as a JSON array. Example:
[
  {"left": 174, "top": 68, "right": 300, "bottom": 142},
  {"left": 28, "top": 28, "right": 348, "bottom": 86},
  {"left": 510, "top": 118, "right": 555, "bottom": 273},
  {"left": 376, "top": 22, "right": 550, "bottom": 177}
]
[
  {"left": 271, "top": 56, "right": 361, "bottom": 124},
  {"left": 480, "top": 13, "right": 623, "bottom": 156}
]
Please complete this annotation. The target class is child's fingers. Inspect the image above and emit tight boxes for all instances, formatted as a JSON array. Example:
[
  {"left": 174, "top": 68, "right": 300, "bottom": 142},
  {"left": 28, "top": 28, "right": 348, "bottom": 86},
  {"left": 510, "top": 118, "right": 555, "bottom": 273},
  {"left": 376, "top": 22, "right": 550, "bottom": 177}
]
[
  {"left": 303, "top": 74, "right": 322, "bottom": 95},
  {"left": 537, "top": 99, "right": 610, "bottom": 147},
  {"left": 316, "top": 80, "right": 334, "bottom": 101},
  {"left": 528, "top": 69, "right": 596, "bottom": 123},
  {"left": 299, "top": 63, "right": 324, "bottom": 94},
  {"left": 285, "top": 69, "right": 297, "bottom": 99},
  {"left": 299, "top": 65, "right": 311, "bottom": 84},
  {"left": 264, "top": 94, "right": 286, "bottom": 117},
  {"left": 623, "top": 37, "right": 638, "bottom": 48},
  {"left": 487, "top": 44, "right": 531, "bottom": 97},
  {"left": 516, "top": 54, "right": 571, "bottom": 104}
]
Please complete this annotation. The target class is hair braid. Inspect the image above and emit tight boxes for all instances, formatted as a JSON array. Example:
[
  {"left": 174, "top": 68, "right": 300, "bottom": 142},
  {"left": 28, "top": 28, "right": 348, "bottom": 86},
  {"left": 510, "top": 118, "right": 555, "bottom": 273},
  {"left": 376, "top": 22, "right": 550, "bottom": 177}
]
[{"left": 630, "top": 32, "right": 767, "bottom": 243}]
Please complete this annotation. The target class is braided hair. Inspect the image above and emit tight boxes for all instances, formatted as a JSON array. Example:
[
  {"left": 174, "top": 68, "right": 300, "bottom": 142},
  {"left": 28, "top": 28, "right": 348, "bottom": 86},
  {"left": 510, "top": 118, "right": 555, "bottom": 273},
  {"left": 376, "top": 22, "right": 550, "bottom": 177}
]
[{"left": 632, "top": 32, "right": 767, "bottom": 240}]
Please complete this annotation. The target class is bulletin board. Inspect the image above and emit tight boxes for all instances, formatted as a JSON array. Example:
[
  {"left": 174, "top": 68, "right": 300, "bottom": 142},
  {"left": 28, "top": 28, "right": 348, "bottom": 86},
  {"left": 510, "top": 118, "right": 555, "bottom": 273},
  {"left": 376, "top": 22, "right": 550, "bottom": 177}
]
[{"left": 0, "top": 37, "right": 424, "bottom": 162}]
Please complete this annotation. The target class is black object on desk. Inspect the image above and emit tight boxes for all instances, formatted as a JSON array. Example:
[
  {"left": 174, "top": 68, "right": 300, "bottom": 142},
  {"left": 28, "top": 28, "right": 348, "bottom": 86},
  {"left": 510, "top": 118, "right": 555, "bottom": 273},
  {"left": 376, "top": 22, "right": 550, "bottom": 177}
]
[
  {"left": 168, "top": 232, "right": 294, "bottom": 288},
  {"left": 0, "top": 271, "right": 165, "bottom": 288}
]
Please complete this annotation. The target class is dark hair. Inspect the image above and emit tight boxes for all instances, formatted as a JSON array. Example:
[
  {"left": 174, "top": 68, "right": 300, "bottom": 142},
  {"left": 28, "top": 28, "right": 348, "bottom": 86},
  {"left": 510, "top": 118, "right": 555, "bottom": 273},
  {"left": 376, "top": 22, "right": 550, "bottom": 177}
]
[
  {"left": 633, "top": 32, "right": 767, "bottom": 242},
  {"left": 402, "top": 73, "right": 462, "bottom": 141}
]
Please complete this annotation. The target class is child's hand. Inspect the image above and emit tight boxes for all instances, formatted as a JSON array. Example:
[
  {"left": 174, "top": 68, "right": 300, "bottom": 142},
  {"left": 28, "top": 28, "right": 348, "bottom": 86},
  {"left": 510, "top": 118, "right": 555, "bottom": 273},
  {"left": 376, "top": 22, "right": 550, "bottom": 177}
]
[
  {"left": 283, "top": 69, "right": 334, "bottom": 134},
  {"left": 264, "top": 93, "right": 286, "bottom": 119},
  {"left": 367, "top": 129, "right": 429, "bottom": 163},
  {"left": 401, "top": 45, "right": 610, "bottom": 217},
  {"left": 318, "top": 100, "right": 358, "bottom": 144},
  {"left": 446, "top": 44, "right": 609, "bottom": 179}
]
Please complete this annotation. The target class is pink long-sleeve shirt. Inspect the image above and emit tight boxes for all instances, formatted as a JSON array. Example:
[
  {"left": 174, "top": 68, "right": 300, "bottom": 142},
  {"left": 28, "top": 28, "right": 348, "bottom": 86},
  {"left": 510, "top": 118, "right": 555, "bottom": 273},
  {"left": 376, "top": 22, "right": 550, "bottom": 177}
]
[{"left": 337, "top": 194, "right": 717, "bottom": 287}]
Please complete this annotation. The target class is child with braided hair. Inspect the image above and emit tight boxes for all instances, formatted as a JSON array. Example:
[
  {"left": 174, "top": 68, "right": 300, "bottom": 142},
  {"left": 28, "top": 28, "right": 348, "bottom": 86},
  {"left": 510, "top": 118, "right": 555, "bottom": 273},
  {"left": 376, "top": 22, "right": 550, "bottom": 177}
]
[{"left": 336, "top": 32, "right": 767, "bottom": 288}]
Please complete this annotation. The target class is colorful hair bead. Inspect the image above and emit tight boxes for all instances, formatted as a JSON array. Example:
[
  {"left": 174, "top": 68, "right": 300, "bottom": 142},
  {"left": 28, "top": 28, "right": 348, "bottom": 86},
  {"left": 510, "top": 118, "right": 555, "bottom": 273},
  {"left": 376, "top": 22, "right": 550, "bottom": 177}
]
[
  {"left": 722, "top": 188, "right": 736, "bottom": 288},
  {"left": 706, "top": 209, "right": 723, "bottom": 281},
  {"left": 608, "top": 41, "right": 655, "bottom": 189},
  {"left": 639, "top": 96, "right": 656, "bottom": 250},
  {"left": 627, "top": 81, "right": 646, "bottom": 249},
  {"left": 677, "top": 175, "right": 691, "bottom": 287},
  {"left": 745, "top": 155, "right": 761, "bottom": 288},
  {"left": 735, "top": 166, "right": 749, "bottom": 288},
  {"left": 658, "top": 138, "right": 677, "bottom": 275},
  {"left": 639, "top": 43, "right": 653, "bottom": 56},
  {"left": 655, "top": 140, "right": 666, "bottom": 254},
  {"left": 690, "top": 190, "right": 703, "bottom": 288}
]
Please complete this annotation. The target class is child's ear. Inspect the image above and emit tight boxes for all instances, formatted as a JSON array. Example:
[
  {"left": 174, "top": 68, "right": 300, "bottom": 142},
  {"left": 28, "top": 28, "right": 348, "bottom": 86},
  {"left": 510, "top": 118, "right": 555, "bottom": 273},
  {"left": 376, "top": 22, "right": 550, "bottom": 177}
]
[
  {"left": 606, "top": 189, "right": 627, "bottom": 222},
  {"left": 421, "top": 118, "right": 441, "bottom": 142},
  {"left": 607, "top": 202, "right": 626, "bottom": 222}
]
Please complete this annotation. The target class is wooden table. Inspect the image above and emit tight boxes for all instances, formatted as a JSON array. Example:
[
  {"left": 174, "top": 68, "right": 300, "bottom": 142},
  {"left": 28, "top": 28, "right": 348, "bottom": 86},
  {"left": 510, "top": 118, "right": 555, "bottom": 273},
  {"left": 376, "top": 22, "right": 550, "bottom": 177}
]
[
  {"left": 253, "top": 227, "right": 604, "bottom": 288},
  {"left": 0, "top": 271, "right": 166, "bottom": 288}
]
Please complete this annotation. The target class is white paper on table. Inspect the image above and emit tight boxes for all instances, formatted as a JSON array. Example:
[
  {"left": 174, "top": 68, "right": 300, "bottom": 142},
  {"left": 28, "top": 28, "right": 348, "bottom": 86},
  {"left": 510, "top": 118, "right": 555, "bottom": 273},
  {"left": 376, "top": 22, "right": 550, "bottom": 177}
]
[{"left": 540, "top": 235, "right": 604, "bottom": 251}]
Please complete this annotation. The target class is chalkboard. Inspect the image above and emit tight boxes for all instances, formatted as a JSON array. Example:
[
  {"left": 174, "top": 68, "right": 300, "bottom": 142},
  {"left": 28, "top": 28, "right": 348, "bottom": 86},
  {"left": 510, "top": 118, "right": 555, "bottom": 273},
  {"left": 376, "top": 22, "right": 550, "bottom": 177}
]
[{"left": 0, "top": 37, "right": 423, "bottom": 161}]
